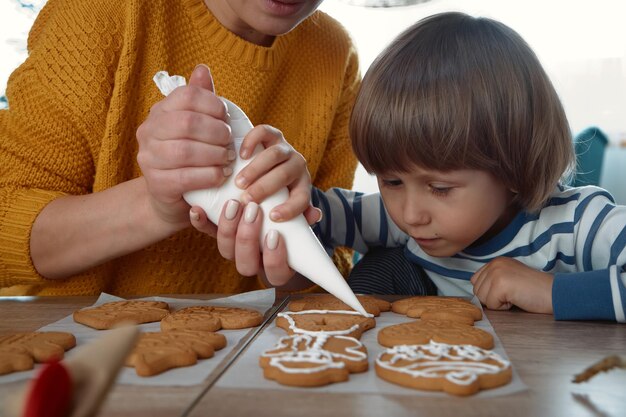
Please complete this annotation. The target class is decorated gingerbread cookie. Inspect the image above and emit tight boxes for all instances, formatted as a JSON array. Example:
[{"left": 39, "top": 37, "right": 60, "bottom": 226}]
[
  {"left": 276, "top": 310, "right": 376, "bottom": 339},
  {"left": 259, "top": 333, "right": 368, "bottom": 387},
  {"left": 0, "top": 332, "right": 76, "bottom": 375},
  {"left": 391, "top": 296, "right": 482, "bottom": 325},
  {"left": 377, "top": 319, "right": 494, "bottom": 349},
  {"left": 126, "top": 329, "right": 227, "bottom": 376},
  {"left": 376, "top": 341, "right": 512, "bottom": 395},
  {"left": 160, "top": 305, "right": 263, "bottom": 332},
  {"left": 73, "top": 300, "right": 170, "bottom": 330},
  {"left": 288, "top": 294, "right": 390, "bottom": 317}
]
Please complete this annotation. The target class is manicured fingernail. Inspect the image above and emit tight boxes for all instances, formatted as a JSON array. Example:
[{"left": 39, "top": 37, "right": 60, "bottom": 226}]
[
  {"left": 227, "top": 149, "right": 237, "bottom": 161},
  {"left": 235, "top": 176, "right": 247, "bottom": 188},
  {"left": 244, "top": 202, "right": 259, "bottom": 223},
  {"left": 240, "top": 148, "right": 250, "bottom": 160},
  {"left": 225, "top": 200, "right": 239, "bottom": 220},
  {"left": 223, "top": 166, "right": 233, "bottom": 176},
  {"left": 270, "top": 210, "right": 282, "bottom": 222},
  {"left": 266, "top": 230, "right": 279, "bottom": 250},
  {"left": 189, "top": 209, "right": 200, "bottom": 222}
]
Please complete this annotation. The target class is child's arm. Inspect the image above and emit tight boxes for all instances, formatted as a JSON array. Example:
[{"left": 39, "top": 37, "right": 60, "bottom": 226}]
[
  {"left": 472, "top": 188, "right": 626, "bottom": 322},
  {"left": 551, "top": 189, "right": 626, "bottom": 322},
  {"left": 311, "top": 187, "right": 409, "bottom": 254}
]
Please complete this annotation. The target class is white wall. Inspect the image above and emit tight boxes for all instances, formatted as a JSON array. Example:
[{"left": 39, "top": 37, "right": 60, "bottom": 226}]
[
  {"left": 2, "top": 1, "right": 625, "bottom": 194},
  {"left": 320, "top": 0, "right": 626, "bottom": 193}
]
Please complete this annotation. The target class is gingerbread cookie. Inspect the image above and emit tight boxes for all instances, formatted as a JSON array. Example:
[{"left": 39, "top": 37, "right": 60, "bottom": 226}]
[
  {"left": 73, "top": 300, "right": 170, "bottom": 330},
  {"left": 288, "top": 294, "right": 390, "bottom": 316},
  {"left": 377, "top": 319, "right": 494, "bottom": 349},
  {"left": 0, "top": 332, "right": 76, "bottom": 375},
  {"left": 376, "top": 341, "right": 512, "bottom": 396},
  {"left": 160, "top": 306, "right": 263, "bottom": 332},
  {"left": 391, "top": 296, "right": 482, "bottom": 325},
  {"left": 276, "top": 310, "right": 376, "bottom": 339},
  {"left": 126, "top": 329, "right": 226, "bottom": 376},
  {"left": 259, "top": 333, "right": 368, "bottom": 387}
]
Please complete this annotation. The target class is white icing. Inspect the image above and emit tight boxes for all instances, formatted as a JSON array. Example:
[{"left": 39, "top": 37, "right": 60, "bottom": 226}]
[
  {"left": 262, "top": 333, "right": 367, "bottom": 375},
  {"left": 277, "top": 309, "right": 374, "bottom": 337},
  {"left": 375, "top": 341, "right": 510, "bottom": 386}
]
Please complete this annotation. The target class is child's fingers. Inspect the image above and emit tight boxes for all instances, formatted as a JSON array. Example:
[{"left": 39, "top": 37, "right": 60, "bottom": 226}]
[
  {"left": 236, "top": 143, "right": 296, "bottom": 193},
  {"left": 217, "top": 200, "right": 243, "bottom": 260},
  {"left": 303, "top": 206, "right": 323, "bottom": 226},
  {"left": 239, "top": 154, "right": 308, "bottom": 205},
  {"left": 189, "top": 207, "right": 217, "bottom": 238},
  {"left": 239, "top": 125, "right": 286, "bottom": 159},
  {"left": 268, "top": 178, "right": 313, "bottom": 222},
  {"left": 262, "top": 230, "right": 295, "bottom": 287}
]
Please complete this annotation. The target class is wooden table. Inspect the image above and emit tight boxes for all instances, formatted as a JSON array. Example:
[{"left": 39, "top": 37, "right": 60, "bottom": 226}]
[{"left": 1, "top": 296, "right": 625, "bottom": 417}]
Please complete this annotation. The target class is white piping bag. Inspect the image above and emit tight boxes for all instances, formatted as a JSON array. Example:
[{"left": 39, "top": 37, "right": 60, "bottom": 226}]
[{"left": 153, "top": 71, "right": 367, "bottom": 316}]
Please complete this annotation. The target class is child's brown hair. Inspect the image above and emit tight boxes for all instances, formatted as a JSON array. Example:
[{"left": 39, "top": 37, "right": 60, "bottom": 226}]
[{"left": 350, "top": 12, "right": 575, "bottom": 212}]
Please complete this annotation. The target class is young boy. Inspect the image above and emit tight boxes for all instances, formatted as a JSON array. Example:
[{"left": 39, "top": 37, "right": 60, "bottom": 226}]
[{"left": 229, "top": 12, "right": 626, "bottom": 322}]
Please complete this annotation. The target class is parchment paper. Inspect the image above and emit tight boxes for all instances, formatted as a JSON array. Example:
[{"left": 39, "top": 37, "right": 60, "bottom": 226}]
[
  {"left": 0, "top": 288, "right": 275, "bottom": 386},
  {"left": 216, "top": 296, "right": 527, "bottom": 398}
]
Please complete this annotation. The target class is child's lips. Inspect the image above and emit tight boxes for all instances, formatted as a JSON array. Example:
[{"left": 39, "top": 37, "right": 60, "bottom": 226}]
[{"left": 413, "top": 237, "right": 440, "bottom": 247}]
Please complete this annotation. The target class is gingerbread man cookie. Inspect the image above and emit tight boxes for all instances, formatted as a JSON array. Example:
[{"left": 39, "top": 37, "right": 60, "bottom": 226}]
[
  {"left": 0, "top": 332, "right": 76, "bottom": 375},
  {"left": 377, "top": 319, "right": 494, "bottom": 349},
  {"left": 73, "top": 300, "right": 170, "bottom": 330},
  {"left": 276, "top": 310, "right": 376, "bottom": 339},
  {"left": 126, "top": 329, "right": 226, "bottom": 376},
  {"left": 160, "top": 305, "right": 263, "bottom": 332},
  {"left": 259, "top": 333, "right": 368, "bottom": 387},
  {"left": 288, "top": 294, "right": 390, "bottom": 317},
  {"left": 391, "top": 296, "right": 482, "bottom": 325},
  {"left": 376, "top": 341, "right": 512, "bottom": 395}
]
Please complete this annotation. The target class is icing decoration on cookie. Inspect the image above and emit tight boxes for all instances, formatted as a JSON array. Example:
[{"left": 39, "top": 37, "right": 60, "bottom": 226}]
[
  {"left": 277, "top": 310, "right": 375, "bottom": 337},
  {"left": 262, "top": 333, "right": 367, "bottom": 374},
  {"left": 375, "top": 341, "right": 511, "bottom": 395},
  {"left": 259, "top": 333, "right": 368, "bottom": 387}
]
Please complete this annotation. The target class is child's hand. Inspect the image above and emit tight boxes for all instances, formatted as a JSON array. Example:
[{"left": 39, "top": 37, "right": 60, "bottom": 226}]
[
  {"left": 470, "top": 257, "right": 554, "bottom": 314},
  {"left": 235, "top": 125, "right": 313, "bottom": 223},
  {"left": 136, "top": 65, "right": 232, "bottom": 228}
]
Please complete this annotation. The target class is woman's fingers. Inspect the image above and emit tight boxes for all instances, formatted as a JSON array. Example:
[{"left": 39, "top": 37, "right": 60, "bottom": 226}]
[
  {"left": 262, "top": 230, "right": 295, "bottom": 287},
  {"left": 217, "top": 200, "right": 242, "bottom": 260},
  {"left": 234, "top": 202, "right": 263, "bottom": 276}
]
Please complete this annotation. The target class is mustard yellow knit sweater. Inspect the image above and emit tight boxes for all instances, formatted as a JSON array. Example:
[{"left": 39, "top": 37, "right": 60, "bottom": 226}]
[{"left": 0, "top": 0, "right": 359, "bottom": 296}]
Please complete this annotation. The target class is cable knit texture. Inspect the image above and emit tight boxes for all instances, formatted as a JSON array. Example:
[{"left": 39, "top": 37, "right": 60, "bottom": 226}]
[{"left": 0, "top": 0, "right": 359, "bottom": 296}]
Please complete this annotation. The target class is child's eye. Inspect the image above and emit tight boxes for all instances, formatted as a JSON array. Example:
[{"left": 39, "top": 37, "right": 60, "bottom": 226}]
[
  {"left": 430, "top": 185, "right": 451, "bottom": 196},
  {"left": 381, "top": 178, "right": 403, "bottom": 187}
]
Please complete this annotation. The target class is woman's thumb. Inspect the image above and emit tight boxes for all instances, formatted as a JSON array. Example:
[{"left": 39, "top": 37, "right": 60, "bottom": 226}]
[{"left": 189, "top": 64, "right": 215, "bottom": 93}]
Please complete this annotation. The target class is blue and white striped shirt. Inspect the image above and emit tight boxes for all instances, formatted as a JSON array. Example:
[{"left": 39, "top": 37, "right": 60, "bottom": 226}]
[{"left": 312, "top": 185, "right": 626, "bottom": 322}]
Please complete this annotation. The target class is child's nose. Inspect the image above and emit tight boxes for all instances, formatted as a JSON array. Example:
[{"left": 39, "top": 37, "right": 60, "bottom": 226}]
[{"left": 403, "top": 201, "right": 430, "bottom": 226}]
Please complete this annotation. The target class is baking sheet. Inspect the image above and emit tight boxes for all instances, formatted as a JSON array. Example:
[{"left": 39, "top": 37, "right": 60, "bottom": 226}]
[
  {"left": 0, "top": 288, "right": 276, "bottom": 386},
  {"left": 216, "top": 296, "right": 527, "bottom": 398}
]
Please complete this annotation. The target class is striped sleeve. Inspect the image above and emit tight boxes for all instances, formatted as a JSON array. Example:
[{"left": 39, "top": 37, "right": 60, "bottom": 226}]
[
  {"left": 311, "top": 187, "right": 408, "bottom": 254},
  {"left": 553, "top": 188, "right": 626, "bottom": 322}
]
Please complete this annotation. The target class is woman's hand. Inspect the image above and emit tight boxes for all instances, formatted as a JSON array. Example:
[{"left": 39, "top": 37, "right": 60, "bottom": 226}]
[
  {"left": 470, "top": 257, "right": 554, "bottom": 314},
  {"left": 212, "top": 199, "right": 322, "bottom": 286},
  {"left": 136, "top": 64, "right": 233, "bottom": 231}
]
